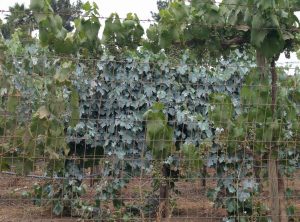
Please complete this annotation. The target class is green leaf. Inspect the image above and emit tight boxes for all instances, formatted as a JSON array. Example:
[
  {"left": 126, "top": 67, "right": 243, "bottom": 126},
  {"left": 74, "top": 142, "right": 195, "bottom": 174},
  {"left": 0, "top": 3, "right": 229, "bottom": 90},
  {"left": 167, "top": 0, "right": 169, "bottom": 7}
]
[
  {"left": 81, "top": 19, "right": 100, "bottom": 41},
  {"left": 82, "top": 2, "right": 92, "bottom": 11},
  {"left": 54, "top": 61, "right": 73, "bottom": 84},
  {"left": 30, "top": 0, "right": 45, "bottom": 11},
  {"left": 123, "top": 20, "right": 136, "bottom": 28},
  {"left": 144, "top": 103, "right": 174, "bottom": 159},
  {"left": 270, "top": 14, "right": 279, "bottom": 27},
  {"left": 226, "top": 198, "right": 236, "bottom": 213},
  {"left": 152, "top": 102, "right": 165, "bottom": 111},
  {"left": 209, "top": 93, "right": 233, "bottom": 127},
  {"left": 113, "top": 198, "right": 123, "bottom": 209},
  {"left": 45, "top": 147, "right": 60, "bottom": 159},
  {"left": 7, "top": 90, "right": 20, "bottom": 112},
  {"left": 285, "top": 188, "right": 293, "bottom": 199},
  {"left": 251, "top": 13, "right": 268, "bottom": 48},
  {"left": 258, "top": 0, "right": 275, "bottom": 10},
  {"left": 182, "top": 144, "right": 203, "bottom": 169},
  {"left": 260, "top": 31, "right": 284, "bottom": 58},
  {"left": 159, "top": 26, "right": 179, "bottom": 48},
  {"left": 34, "top": 106, "right": 50, "bottom": 119},
  {"left": 169, "top": 2, "right": 188, "bottom": 21},
  {"left": 15, "top": 158, "right": 34, "bottom": 175},
  {"left": 30, "top": 117, "right": 49, "bottom": 136},
  {"left": 53, "top": 201, "right": 64, "bottom": 215},
  {"left": 210, "top": 5, "right": 219, "bottom": 12},
  {"left": 54, "top": 15, "right": 63, "bottom": 30},
  {"left": 49, "top": 120, "right": 64, "bottom": 137},
  {"left": 53, "top": 38, "right": 76, "bottom": 54},
  {"left": 49, "top": 99, "right": 65, "bottom": 116},
  {"left": 70, "top": 88, "right": 80, "bottom": 128},
  {"left": 22, "top": 127, "right": 32, "bottom": 148},
  {"left": 39, "top": 25, "right": 51, "bottom": 45},
  {"left": 0, "top": 161, "right": 10, "bottom": 171},
  {"left": 286, "top": 205, "right": 295, "bottom": 217},
  {"left": 232, "top": 127, "right": 244, "bottom": 138}
]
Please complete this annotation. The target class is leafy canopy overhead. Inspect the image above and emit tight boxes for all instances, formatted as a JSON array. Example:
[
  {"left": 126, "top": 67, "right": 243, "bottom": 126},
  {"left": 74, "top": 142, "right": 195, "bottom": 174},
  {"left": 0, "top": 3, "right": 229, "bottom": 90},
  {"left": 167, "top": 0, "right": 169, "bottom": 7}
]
[
  {"left": 28, "top": 0, "right": 300, "bottom": 60},
  {"left": 145, "top": 0, "right": 300, "bottom": 59}
]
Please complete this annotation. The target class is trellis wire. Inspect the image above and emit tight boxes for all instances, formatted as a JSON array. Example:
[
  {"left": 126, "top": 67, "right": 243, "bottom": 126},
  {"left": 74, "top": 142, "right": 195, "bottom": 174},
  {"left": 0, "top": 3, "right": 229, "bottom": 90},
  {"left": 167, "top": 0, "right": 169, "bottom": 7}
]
[
  {"left": 1, "top": 11, "right": 300, "bottom": 218},
  {"left": 1, "top": 52, "right": 300, "bottom": 221}
]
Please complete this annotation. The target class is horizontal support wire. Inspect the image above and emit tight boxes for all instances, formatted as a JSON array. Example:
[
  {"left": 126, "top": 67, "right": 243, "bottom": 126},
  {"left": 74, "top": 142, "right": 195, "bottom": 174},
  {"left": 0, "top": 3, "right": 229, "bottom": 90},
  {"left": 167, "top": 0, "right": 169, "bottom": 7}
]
[
  {"left": 1, "top": 55, "right": 300, "bottom": 69},
  {"left": 0, "top": 135, "right": 300, "bottom": 143},
  {"left": 1, "top": 171, "right": 299, "bottom": 180}
]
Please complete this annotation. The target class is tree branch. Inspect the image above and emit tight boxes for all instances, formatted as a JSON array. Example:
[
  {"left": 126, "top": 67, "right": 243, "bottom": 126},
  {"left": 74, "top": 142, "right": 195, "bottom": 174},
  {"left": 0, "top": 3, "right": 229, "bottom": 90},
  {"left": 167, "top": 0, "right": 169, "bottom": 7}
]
[{"left": 270, "top": 58, "right": 277, "bottom": 113}]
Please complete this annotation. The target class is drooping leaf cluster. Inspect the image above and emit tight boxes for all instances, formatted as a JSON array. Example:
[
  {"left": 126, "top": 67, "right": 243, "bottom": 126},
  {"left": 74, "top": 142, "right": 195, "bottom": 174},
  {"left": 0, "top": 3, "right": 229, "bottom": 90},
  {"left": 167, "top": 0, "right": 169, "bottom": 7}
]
[{"left": 0, "top": 33, "right": 78, "bottom": 175}]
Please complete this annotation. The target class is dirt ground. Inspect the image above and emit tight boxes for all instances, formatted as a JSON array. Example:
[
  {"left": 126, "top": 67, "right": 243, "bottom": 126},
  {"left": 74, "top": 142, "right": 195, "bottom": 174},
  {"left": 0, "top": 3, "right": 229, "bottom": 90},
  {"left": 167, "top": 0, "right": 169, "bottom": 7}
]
[{"left": 0, "top": 171, "right": 299, "bottom": 222}]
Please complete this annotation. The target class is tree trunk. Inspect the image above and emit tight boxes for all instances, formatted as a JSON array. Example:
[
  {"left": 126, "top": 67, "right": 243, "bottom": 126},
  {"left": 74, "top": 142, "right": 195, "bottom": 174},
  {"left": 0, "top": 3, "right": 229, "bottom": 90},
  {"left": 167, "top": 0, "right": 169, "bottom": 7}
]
[
  {"left": 268, "top": 59, "right": 288, "bottom": 222},
  {"left": 256, "top": 50, "right": 267, "bottom": 79},
  {"left": 268, "top": 157, "right": 280, "bottom": 222},
  {"left": 157, "top": 164, "right": 170, "bottom": 220},
  {"left": 268, "top": 157, "right": 287, "bottom": 222},
  {"left": 202, "top": 165, "right": 207, "bottom": 187},
  {"left": 278, "top": 167, "right": 288, "bottom": 222},
  {"left": 254, "top": 158, "right": 262, "bottom": 192},
  {"left": 90, "top": 166, "right": 94, "bottom": 187}
]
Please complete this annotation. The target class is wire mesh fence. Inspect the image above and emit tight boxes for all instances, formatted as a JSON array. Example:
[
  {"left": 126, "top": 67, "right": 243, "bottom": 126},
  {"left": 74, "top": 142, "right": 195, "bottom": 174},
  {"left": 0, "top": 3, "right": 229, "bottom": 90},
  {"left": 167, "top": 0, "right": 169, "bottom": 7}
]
[
  {"left": 0, "top": 1, "right": 300, "bottom": 220},
  {"left": 0, "top": 47, "right": 299, "bottom": 222}
]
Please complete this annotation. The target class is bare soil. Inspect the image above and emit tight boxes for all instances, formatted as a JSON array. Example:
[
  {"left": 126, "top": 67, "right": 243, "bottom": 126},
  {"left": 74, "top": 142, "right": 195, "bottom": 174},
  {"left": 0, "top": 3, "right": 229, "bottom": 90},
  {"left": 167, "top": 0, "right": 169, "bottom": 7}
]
[{"left": 0, "top": 170, "right": 299, "bottom": 222}]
